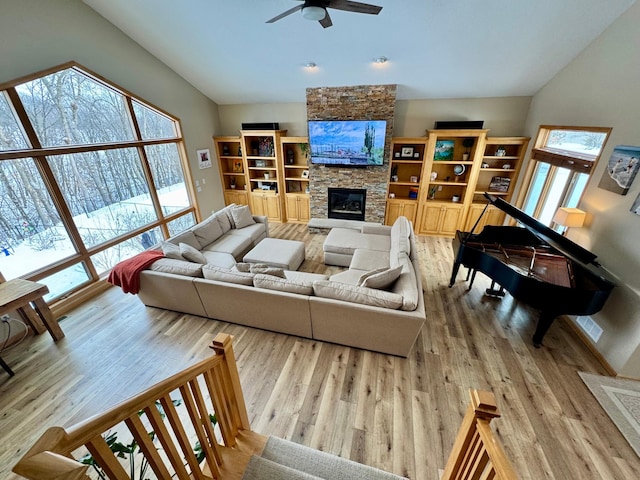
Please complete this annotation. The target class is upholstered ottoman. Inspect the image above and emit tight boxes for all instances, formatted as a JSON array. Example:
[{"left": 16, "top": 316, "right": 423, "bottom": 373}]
[{"left": 243, "top": 238, "right": 306, "bottom": 270}]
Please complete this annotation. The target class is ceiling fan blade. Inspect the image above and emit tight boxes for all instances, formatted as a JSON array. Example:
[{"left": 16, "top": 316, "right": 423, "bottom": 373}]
[
  {"left": 319, "top": 10, "right": 333, "bottom": 28},
  {"left": 266, "top": 5, "right": 303, "bottom": 23},
  {"left": 328, "top": 0, "right": 382, "bottom": 15}
]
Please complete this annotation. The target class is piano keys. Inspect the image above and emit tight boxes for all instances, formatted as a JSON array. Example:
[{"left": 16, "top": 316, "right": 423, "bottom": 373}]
[{"left": 450, "top": 194, "right": 615, "bottom": 347}]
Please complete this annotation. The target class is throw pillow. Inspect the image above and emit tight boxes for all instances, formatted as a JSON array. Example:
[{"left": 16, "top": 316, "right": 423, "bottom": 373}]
[
  {"left": 150, "top": 258, "right": 203, "bottom": 277},
  {"left": 179, "top": 242, "right": 207, "bottom": 264},
  {"left": 160, "top": 241, "right": 183, "bottom": 260},
  {"left": 359, "top": 266, "right": 403, "bottom": 290},
  {"left": 253, "top": 274, "right": 314, "bottom": 295},
  {"left": 313, "top": 280, "right": 403, "bottom": 309},
  {"left": 234, "top": 262, "right": 252, "bottom": 272},
  {"left": 250, "top": 264, "right": 286, "bottom": 278},
  {"left": 202, "top": 265, "right": 254, "bottom": 285},
  {"left": 191, "top": 217, "right": 223, "bottom": 248},
  {"left": 356, "top": 267, "right": 388, "bottom": 286},
  {"left": 168, "top": 230, "right": 200, "bottom": 250},
  {"left": 230, "top": 205, "right": 256, "bottom": 230}
]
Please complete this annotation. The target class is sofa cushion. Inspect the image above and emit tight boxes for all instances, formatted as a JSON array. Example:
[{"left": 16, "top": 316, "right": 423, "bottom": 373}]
[
  {"left": 349, "top": 249, "right": 390, "bottom": 271},
  {"left": 179, "top": 243, "right": 207, "bottom": 264},
  {"left": 202, "top": 234, "right": 253, "bottom": 260},
  {"left": 323, "top": 228, "right": 390, "bottom": 256},
  {"left": 391, "top": 253, "right": 420, "bottom": 311},
  {"left": 218, "top": 204, "right": 237, "bottom": 229},
  {"left": 160, "top": 241, "right": 183, "bottom": 260},
  {"left": 191, "top": 216, "right": 223, "bottom": 248},
  {"left": 226, "top": 223, "right": 267, "bottom": 244},
  {"left": 168, "top": 230, "right": 200, "bottom": 250},
  {"left": 284, "top": 271, "right": 329, "bottom": 283},
  {"left": 329, "top": 269, "right": 366, "bottom": 286},
  {"left": 253, "top": 274, "right": 314, "bottom": 295},
  {"left": 150, "top": 258, "right": 203, "bottom": 277},
  {"left": 212, "top": 205, "right": 234, "bottom": 233},
  {"left": 230, "top": 205, "right": 256, "bottom": 229},
  {"left": 202, "top": 265, "right": 254, "bottom": 285},
  {"left": 391, "top": 216, "right": 411, "bottom": 255},
  {"left": 313, "top": 280, "right": 403, "bottom": 309},
  {"left": 202, "top": 251, "right": 236, "bottom": 269},
  {"left": 250, "top": 265, "right": 286, "bottom": 278},
  {"left": 359, "top": 266, "right": 403, "bottom": 290}
]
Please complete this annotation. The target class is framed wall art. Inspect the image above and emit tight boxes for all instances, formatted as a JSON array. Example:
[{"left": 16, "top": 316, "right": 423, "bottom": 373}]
[{"left": 598, "top": 145, "right": 640, "bottom": 195}]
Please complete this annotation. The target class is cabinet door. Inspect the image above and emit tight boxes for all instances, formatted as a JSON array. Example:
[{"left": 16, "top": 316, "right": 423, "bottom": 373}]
[
  {"left": 403, "top": 202, "right": 417, "bottom": 224},
  {"left": 297, "top": 195, "right": 310, "bottom": 222},
  {"left": 286, "top": 195, "right": 299, "bottom": 221},
  {"left": 264, "top": 194, "right": 281, "bottom": 221},
  {"left": 418, "top": 204, "right": 444, "bottom": 234},
  {"left": 385, "top": 201, "right": 403, "bottom": 225},
  {"left": 464, "top": 204, "right": 506, "bottom": 231},
  {"left": 250, "top": 193, "right": 266, "bottom": 216},
  {"left": 225, "top": 190, "right": 248, "bottom": 206},
  {"left": 440, "top": 205, "right": 464, "bottom": 236}
]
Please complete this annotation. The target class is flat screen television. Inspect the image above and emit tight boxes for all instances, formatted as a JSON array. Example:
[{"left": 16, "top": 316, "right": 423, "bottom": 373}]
[{"left": 308, "top": 119, "right": 387, "bottom": 166}]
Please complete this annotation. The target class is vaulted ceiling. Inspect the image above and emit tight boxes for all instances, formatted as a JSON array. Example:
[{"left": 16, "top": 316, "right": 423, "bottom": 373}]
[{"left": 83, "top": 0, "right": 636, "bottom": 105}]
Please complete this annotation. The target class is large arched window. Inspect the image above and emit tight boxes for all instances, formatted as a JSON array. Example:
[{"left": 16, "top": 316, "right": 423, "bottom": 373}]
[{"left": 0, "top": 62, "right": 198, "bottom": 307}]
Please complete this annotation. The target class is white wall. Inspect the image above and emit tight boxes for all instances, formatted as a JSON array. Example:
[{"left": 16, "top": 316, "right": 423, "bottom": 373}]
[
  {"left": 524, "top": 2, "right": 640, "bottom": 377},
  {"left": 218, "top": 97, "right": 532, "bottom": 138},
  {"left": 0, "top": 0, "right": 224, "bottom": 216}
]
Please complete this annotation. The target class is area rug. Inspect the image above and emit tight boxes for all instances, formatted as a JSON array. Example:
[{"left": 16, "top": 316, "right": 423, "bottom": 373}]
[{"left": 579, "top": 371, "right": 640, "bottom": 457}]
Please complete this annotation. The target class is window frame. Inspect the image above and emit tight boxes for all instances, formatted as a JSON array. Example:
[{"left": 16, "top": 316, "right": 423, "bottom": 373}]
[
  {"left": 516, "top": 125, "right": 611, "bottom": 227},
  {"left": 0, "top": 62, "right": 199, "bottom": 309}
]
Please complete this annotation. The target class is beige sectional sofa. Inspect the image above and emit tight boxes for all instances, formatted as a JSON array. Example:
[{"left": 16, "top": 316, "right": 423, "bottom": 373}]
[{"left": 136, "top": 205, "right": 426, "bottom": 357}]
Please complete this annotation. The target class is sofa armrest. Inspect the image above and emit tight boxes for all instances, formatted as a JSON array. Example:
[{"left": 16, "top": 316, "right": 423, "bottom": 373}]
[
  {"left": 361, "top": 224, "right": 391, "bottom": 235},
  {"left": 253, "top": 215, "right": 269, "bottom": 236}
]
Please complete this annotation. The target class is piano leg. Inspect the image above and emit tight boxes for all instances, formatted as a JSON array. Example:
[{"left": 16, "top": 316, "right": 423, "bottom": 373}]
[
  {"left": 485, "top": 281, "right": 506, "bottom": 298},
  {"left": 533, "top": 311, "right": 557, "bottom": 348},
  {"left": 468, "top": 270, "right": 478, "bottom": 290},
  {"left": 449, "top": 262, "right": 462, "bottom": 287}
]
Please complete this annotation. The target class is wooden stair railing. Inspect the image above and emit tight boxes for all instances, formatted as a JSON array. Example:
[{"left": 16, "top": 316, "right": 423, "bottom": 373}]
[
  {"left": 12, "top": 333, "right": 267, "bottom": 480},
  {"left": 442, "top": 389, "right": 518, "bottom": 480}
]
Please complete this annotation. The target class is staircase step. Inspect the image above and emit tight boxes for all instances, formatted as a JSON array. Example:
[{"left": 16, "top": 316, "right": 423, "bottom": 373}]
[
  {"left": 260, "top": 436, "right": 407, "bottom": 480},
  {"left": 242, "top": 455, "right": 323, "bottom": 480}
]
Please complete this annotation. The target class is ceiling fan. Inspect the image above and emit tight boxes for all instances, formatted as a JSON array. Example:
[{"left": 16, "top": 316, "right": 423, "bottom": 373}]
[{"left": 266, "top": 0, "right": 382, "bottom": 29}]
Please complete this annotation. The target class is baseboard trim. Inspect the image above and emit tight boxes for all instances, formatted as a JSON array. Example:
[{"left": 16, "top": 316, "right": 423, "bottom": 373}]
[{"left": 565, "top": 317, "right": 617, "bottom": 376}]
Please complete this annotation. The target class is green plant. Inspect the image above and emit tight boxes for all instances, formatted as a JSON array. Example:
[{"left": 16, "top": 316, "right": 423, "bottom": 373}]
[
  {"left": 298, "top": 143, "right": 310, "bottom": 158},
  {"left": 80, "top": 399, "right": 217, "bottom": 479}
]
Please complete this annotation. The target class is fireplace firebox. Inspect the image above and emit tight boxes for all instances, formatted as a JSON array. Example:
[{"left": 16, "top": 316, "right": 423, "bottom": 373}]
[{"left": 328, "top": 188, "right": 366, "bottom": 221}]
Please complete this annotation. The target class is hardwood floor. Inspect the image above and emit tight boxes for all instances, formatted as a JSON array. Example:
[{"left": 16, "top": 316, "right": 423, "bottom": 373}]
[{"left": 1, "top": 223, "right": 639, "bottom": 479}]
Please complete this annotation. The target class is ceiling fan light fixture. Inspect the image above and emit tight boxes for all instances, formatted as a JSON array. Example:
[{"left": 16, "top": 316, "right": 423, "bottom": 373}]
[
  {"left": 302, "top": 6, "right": 326, "bottom": 21},
  {"left": 374, "top": 56, "right": 388, "bottom": 64},
  {"left": 305, "top": 61, "right": 317, "bottom": 68}
]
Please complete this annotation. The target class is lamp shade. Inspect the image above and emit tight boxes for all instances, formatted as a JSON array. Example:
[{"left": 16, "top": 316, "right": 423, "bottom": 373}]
[
  {"left": 302, "top": 6, "right": 326, "bottom": 20},
  {"left": 552, "top": 207, "right": 586, "bottom": 228}
]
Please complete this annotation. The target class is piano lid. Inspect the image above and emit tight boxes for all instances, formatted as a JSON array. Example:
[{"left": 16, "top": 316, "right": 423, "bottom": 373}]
[{"left": 484, "top": 193, "right": 598, "bottom": 267}]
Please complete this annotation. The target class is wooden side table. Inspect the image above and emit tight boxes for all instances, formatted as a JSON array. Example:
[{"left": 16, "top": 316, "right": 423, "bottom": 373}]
[{"left": 0, "top": 279, "right": 65, "bottom": 376}]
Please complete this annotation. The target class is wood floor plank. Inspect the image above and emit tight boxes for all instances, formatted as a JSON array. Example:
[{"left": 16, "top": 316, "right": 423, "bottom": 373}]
[{"left": 1, "top": 223, "right": 639, "bottom": 479}]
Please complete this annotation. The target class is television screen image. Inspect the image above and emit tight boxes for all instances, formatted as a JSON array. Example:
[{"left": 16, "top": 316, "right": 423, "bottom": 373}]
[{"left": 308, "top": 120, "right": 387, "bottom": 166}]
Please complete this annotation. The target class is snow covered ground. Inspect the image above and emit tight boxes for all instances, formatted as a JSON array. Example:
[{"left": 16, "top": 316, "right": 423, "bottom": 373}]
[{"left": 0, "top": 184, "right": 191, "bottom": 300}]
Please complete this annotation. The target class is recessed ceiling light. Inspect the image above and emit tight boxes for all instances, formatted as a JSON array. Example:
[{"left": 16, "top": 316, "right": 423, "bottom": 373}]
[
  {"left": 305, "top": 62, "right": 317, "bottom": 68},
  {"left": 374, "top": 56, "right": 388, "bottom": 64}
]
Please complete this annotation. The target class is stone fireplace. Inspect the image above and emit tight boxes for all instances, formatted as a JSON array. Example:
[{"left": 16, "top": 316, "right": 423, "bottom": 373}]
[
  {"left": 328, "top": 188, "right": 366, "bottom": 221},
  {"left": 306, "top": 85, "right": 397, "bottom": 224}
]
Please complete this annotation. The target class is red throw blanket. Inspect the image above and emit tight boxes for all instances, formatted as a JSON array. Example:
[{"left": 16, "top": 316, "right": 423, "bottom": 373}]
[{"left": 107, "top": 250, "right": 165, "bottom": 294}]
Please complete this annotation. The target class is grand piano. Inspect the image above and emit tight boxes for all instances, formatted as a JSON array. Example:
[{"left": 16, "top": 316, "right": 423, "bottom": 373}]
[{"left": 450, "top": 194, "right": 615, "bottom": 347}]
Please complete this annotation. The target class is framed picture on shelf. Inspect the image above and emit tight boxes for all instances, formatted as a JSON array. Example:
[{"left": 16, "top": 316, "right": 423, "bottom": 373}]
[
  {"left": 301, "top": 170, "right": 310, "bottom": 178},
  {"left": 489, "top": 176, "right": 511, "bottom": 192},
  {"left": 232, "top": 160, "right": 243, "bottom": 172},
  {"left": 434, "top": 140, "right": 454, "bottom": 161},
  {"left": 255, "top": 159, "right": 266, "bottom": 167},
  {"left": 401, "top": 146, "right": 414, "bottom": 158}
]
